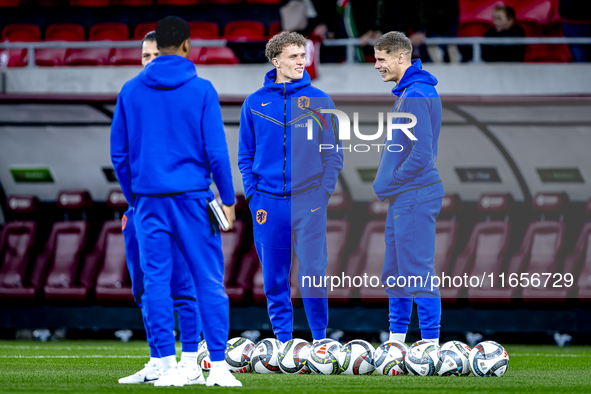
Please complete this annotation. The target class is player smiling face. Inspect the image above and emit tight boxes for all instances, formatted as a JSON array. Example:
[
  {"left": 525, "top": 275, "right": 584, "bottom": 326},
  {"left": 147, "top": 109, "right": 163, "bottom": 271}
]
[
  {"left": 273, "top": 44, "right": 306, "bottom": 83},
  {"left": 374, "top": 49, "right": 407, "bottom": 83}
]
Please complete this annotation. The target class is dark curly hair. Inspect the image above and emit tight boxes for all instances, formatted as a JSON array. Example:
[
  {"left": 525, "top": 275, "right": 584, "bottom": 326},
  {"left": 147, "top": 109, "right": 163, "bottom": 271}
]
[{"left": 155, "top": 16, "right": 190, "bottom": 49}]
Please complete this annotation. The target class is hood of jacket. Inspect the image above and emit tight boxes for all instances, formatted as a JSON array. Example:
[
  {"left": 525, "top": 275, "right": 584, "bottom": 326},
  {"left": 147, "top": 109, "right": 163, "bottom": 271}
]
[
  {"left": 392, "top": 59, "right": 438, "bottom": 95},
  {"left": 140, "top": 55, "right": 196, "bottom": 89},
  {"left": 263, "top": 68, "right": 312, "bottom": 97}
]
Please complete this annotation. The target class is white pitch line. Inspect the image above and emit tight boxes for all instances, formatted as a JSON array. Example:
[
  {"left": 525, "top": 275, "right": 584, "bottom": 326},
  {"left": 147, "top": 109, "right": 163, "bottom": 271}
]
[
  {"left": 510, "top": 353, "right": 591, "bottom": 357},
  {"left": 0, "top": 355, "right": 147, "bottom": 359}
]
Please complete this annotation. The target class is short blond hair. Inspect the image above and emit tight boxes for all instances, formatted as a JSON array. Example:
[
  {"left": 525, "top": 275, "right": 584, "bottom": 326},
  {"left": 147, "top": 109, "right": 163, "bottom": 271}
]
[{"left": 265, "top": 31, "right": 307, "bottom": 62}]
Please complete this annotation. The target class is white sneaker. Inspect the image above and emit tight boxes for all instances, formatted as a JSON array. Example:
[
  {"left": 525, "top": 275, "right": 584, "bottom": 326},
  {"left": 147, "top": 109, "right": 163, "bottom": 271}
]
[
  {"left": 118, "top": 362, "right": 161, "bottom": 384},
  {"left": 178, "top": 360, "right": 205, "bottom": 385},
  {"left": 153, "top": 366, "right": 185, "bottom": 387},
  {"left": 206, "top": 367, "right": 243, "bottom": 387}
]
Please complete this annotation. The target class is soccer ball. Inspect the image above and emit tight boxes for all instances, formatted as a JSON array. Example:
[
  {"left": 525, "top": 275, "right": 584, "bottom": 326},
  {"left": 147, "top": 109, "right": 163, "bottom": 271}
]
[
  {"left": 278, "top": 339, "right": 312, "bottom": 374},
  {"left": 405, "top": 341, "right": 439, "bottom": 376},
  {"left": 338, "top": 340, "right": 376, "bottom": 375},
  {"left": 250, "top": 338, "right": 282, "bottom": 374},
  {"left": 308, "top": 339, "right": 342, "bottom": 375},
  {"left": 225, "top": 337, "right": 255, "bottom": 373},
  {"left": 469, "top": 341, "right": 509, "bottom": 377},
  {"left": 374, "top": 340, "right": 409, "bottom": 375},
  {"left": 197, "top": 339, "right": 211, "bottom": 371},
  {"left": 436, "top": 341, "right": 471, "bottom": 376}
]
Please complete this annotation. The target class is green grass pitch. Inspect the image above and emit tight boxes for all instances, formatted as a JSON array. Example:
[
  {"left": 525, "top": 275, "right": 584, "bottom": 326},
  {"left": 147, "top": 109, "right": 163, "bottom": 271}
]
[{"left": 1, "top": 340, "right": 590, "bottom": 393}]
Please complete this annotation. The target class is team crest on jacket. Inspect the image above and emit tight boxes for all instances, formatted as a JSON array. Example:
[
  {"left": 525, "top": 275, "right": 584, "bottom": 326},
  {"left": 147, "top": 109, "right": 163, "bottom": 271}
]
[
  {"left": 121, "top": 214, "right": 127, "bottom": 230},
  {"left": 256, "top": 209, "right": 267, "bottom": 225},
  {"left": 298, "top": 96, "right": 310, "bottom": 109}
]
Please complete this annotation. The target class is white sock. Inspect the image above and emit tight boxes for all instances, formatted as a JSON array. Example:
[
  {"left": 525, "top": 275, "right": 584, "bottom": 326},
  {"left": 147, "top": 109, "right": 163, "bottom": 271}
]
[
  {"left": 180, "top": 352, "right": 198, "bottom": 366},
  {"left": 210, "top": 360, "right": 226, "bottom": 371},
  {"left": 159, "top": 355, "right": 178, "bottom": 372},
  {"left": 423, "top": 338, "right": 439, "bottom": 345},
  {"left": 390, "top": 332, "right": 406, "bottom": 343},
  {"left": 149, "top": 357, "right": 162, "bottom": 370}
]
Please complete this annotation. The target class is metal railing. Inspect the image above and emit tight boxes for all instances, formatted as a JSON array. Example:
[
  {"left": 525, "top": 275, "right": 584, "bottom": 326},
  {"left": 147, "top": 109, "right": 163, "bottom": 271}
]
[
  {"left": 324, "top": 36, "right": 591, "bottom": 63},
  {"left": 1, "top": 36, "right": 591, "bottom": 67}
]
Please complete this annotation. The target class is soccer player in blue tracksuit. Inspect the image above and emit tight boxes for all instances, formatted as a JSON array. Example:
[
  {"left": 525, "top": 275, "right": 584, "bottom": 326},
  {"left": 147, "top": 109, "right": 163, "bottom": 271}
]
[
  {"left": 117, "top": 31, "right": 202, "bottom": 385},
  {"left": 238, "top": 32, "right": 343, "bottom": 344},
  {"left": 372, "top": 32, "right": 445, "bottom": 345},
  {"left": 110, "top": 17, "right": 241, "bottom": 387}
]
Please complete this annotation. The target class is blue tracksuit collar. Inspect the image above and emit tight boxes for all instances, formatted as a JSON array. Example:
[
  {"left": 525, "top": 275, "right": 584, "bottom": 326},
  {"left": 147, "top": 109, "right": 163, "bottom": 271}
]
[
  {"left": 140, "top": 55, "right": 196, "bottom": 89},
  {"left": 392, "top": 59, "right": 438, "bottom": 96},
  {"left": 263, "top": 68, "right": 311, "bottom": 97}
]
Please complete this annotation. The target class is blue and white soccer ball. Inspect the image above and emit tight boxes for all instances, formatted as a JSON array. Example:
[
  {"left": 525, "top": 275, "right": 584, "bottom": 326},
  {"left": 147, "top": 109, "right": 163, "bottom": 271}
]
[
  {"left": 405, "top": 341, "right": 440, "bottom": 376},
  {"left": 197, "top": 339, "right": 211, "bottom": 371},
  {"left": 225, "top": 337, "right": 255, "bottom": 373},
  {"left": 436, "top": 341, "right": 471, "bottom": 376},
  {"left": 469, "top": 341, "right": 509, "bottom": 377},
  {"left": 251, "top": 338, "right": 282, "bottom": 374},
  {"left": 374, "top": 340, "right": 409, "bottom": 376},
  {"left": 338, "top": 339, "right": 376, "bottom": 375},
  {"left": 308, "top": 339, "right": 342, "bottom": 375},
  {"left": 278, "top": 339, "right": 312, "bottom": 374}
]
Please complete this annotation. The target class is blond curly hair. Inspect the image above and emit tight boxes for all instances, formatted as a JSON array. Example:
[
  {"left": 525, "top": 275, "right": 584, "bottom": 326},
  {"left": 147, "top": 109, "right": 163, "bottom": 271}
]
[{"left": 265, "top": 31, "right": 307, "bottom": 62}]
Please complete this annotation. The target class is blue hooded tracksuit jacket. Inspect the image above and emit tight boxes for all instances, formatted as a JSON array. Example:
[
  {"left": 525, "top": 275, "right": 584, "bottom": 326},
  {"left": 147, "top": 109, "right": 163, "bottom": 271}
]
[
  {"left": 238, "top": 69, "right": 343, "bottom": 341},
  {"left": 373, "top": 60, "right": 445, "bottom": 339},
  {"left": 111, "top": 55, "right": 234, "bottom": 360}
]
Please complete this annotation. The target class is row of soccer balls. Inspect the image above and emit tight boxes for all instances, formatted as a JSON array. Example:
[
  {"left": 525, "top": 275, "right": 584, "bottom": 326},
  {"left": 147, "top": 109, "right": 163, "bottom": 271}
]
[{"left": 197, "top": 337, "right": 510, "bottom": 377}]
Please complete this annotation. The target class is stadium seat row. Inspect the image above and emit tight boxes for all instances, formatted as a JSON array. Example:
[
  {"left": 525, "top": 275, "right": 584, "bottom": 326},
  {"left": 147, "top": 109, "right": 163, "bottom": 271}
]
[
  {"left": 2, "top": 190, "right": 591, "bottom": 306},
  {"left": 1, "top": 21, "right": 279, "bottom": 66},
  {"left": 0, "top": 0, "right": 279, "bottom": 7},
  {"left": 458, "top": 0, "right": 578, "bottom": 62}
]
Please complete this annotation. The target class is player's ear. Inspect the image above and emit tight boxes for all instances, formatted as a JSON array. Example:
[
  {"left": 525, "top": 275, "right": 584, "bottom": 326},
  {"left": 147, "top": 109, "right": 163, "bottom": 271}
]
[{"left": 181, "top": 38, "right": 191, "bottom": 58}]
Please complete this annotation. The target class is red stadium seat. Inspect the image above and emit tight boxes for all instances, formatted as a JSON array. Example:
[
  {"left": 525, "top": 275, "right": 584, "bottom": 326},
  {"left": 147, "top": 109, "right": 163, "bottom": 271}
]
[
  {"left": 434, "top": 194, "right": 461, "bottom": 278},
  {"left": 110, "top": 48, "right": 142, "bottom": 65},
  {"left": 65, "top": 23, "right": 128, "bottom": 66},
  {"left": 70, "top": 0, "right": 109, "bottom": 6},
  {"left": 575, "top": 201, "right": 591, "bottom": 305},
  {"left": 247, "top": 0, "right": 279, "bottom": 3},
  {"left": 457, "top": 0, "right": 501, "bottom": 36},
  {"left": 0, "top": 195, "right": 40, "bottom": 301},
  {"left": 2, "top": 24, "right": 41, "bottom": 67},
  {"left": 345, "top": 199, "right": 388, "bottom": 303},
  {"left": 133, "top": 22, "right": 158, "bottom": 40},
  {"left": 94, "top": 190, "right": 133, "bottom": 302},
  {"left": 513, "top": 0, "right": 552, "bottom": 36},
  {"left": 157, "top": 0, "right": 198, "bottom": 4},
  {"left": 42, "top": 191, "right": 94, "bottom": 302},
  {"left": 112, "top": 0, "right": 153, "bottom": 5},
  {"left": 442, "top": 194, "right": 513, "bottom": 305},
  {"left": 525, "top": 43, "right": 572, "bottom": 62},
  {"left": 0, "top": 0, "right": 20, "bottom": 6},
  {"left": 201, "top": 0, "right": 242, "bottom": 3},
  {"left": 36, "top": 24, "right": 85, "bottom": 67},
  {"left": 196, "top": 47, "right": 239, "bottom": 64},
  {"left": 471, "top": 192, "right": 568, "bottom": 306},
  {"left": 223, "top": 21, "right": 266, "bottom": 41},
  {"left": 188, "top": 21, "right": 220, "bottom": 39},
  {"left": 268, "top": 20, "right": 281, "bottom": 38}
]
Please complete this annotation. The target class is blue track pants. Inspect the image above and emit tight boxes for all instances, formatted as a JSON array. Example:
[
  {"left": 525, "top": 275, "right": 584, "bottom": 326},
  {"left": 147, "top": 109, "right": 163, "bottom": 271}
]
[{"left": 381, "top": 198, "right": 443, "bottom": 339}]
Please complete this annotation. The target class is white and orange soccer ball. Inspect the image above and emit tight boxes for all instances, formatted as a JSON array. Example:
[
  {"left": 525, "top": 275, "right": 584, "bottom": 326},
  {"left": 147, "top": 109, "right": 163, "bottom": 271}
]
[
  {"left": 374, "top": 340, "right": 409, "bottom": 375},
  {"left": 251, "top": 338, "right": 282, "bottom": 374},
  {"left": 469, "top": 341, "right": 509, "bottom": 377},
  {"left": 225, "top": 337, "right": 255, "bottom": 373},
  {"left": 278, "top": 339, "right": 312, "bottom": 374},
  {"left": 308, "top": 339, "right": 342, "bottom": 375},
  {"left": 338, "top": 339, "right": 376, "bottom": 375}
]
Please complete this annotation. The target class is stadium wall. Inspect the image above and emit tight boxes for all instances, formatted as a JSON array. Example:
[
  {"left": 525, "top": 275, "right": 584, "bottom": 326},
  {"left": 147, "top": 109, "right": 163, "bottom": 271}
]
[{"left": 4, "top": 63, "right": 591, "bottom": 96}]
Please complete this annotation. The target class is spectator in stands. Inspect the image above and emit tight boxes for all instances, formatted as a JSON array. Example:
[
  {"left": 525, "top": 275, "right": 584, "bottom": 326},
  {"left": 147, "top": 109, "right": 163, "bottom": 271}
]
[
  {"left": 140, "top": 31, "right": 159, "bottom": 66},
  {"left": 559, "top": 0, "right": 591, "bottom": 62},
  {"left": 482, "top": 5, "right": 526, "bottom": 62}
]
